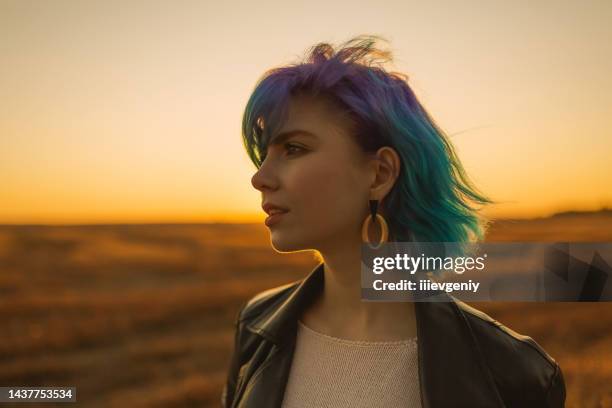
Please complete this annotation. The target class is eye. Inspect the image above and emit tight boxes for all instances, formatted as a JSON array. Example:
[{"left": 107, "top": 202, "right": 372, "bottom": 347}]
[{"left": 284, "top": 143, "right": 305, "bottom": 156}]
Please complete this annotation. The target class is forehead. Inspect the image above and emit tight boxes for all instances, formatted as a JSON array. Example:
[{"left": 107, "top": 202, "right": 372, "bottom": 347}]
[{"left": 276, "top": 93, "right": 353, "bottom": 138}]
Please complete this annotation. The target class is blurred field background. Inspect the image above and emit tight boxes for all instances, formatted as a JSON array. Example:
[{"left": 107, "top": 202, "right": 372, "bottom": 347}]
[{"left": 1, "top": 209, "right": 611, "bottom": 407}]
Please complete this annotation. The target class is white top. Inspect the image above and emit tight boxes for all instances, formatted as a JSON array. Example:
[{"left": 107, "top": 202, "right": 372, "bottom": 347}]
[{"left": 281, "top": 320, "right": 422, "bottom": 408}]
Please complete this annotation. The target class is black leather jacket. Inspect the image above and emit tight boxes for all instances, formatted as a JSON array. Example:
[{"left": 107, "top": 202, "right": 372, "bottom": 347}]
[{"left": 222, "top": 263, "right": 566, "bottom": 407}]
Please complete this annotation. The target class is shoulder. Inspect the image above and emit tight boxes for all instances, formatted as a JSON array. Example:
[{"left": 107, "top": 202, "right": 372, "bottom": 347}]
[
  {"left": 238, "top": 280, "right": 301, "bottom": 322},
  {"left": 455, "top": 299, "right": 566, "bottom": 407}
]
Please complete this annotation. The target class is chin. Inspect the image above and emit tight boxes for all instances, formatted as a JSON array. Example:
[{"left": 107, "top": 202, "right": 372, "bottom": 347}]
[{"left": 269, "top": 231, "right": 309, "bottom": 253}]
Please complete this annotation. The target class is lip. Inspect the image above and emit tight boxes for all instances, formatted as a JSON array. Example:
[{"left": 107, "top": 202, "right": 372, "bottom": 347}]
[
  {"left": 265, "top": 210, "right": 289, "bottom": 227},
  {"left": 262, "top": 202, "right": 290, "bottom": 215}
]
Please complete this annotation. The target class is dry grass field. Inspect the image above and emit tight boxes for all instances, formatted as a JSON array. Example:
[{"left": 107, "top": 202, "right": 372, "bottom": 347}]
[{"left": 0, "top": 210, "right": 611, "bottom": 407}]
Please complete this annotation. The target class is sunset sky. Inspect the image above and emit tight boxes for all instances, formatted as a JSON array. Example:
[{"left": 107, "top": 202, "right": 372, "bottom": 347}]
[{"left": 1, "top": 0, "right": 611, "bottom": 224}]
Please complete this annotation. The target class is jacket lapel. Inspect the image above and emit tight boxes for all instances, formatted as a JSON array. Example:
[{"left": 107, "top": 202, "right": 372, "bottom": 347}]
[
  {"left": 415, "top": 298, "right": 506, "bottom": 407},
  {"left": 239, "top": 264, "right": 324, "bottom": 407},
  {"left": 242, "top": 263, "right": 506, "bottom": 407},
  {"left": 234, "top": 340, "right": 296, "bottom": 408}
]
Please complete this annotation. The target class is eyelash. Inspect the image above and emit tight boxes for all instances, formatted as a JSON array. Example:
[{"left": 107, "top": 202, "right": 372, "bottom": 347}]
[
  {"left": 261, "top": 143, "right": 305, "bottom": 163},
  {"left": 284, "top": 143, "right": 305, "bottom": 156}
]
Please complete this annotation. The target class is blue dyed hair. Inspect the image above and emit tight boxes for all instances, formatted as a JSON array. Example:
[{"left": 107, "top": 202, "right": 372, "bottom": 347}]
[{"left": 242, "top": 35, "right": 494, "bottom": 243}]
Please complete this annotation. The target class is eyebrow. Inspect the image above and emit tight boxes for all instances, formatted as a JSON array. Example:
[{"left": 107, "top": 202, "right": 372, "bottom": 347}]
[{"left": 268, "top": 129, "right": 318, "bottom": 146}]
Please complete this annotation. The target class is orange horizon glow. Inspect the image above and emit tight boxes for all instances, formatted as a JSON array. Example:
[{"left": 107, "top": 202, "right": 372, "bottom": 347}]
[{"left": 1, "top": 203, "right": 611, "bottom": 226}]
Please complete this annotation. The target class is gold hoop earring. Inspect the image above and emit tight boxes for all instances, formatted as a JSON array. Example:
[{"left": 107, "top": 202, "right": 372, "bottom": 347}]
[{"left": 361, "top": 200, "right": 389, "bottom": 249}]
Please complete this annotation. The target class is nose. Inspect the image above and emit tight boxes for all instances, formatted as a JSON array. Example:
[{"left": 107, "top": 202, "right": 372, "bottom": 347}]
[{"left": 251, "top": 160, "right": 279, "bottom": 192}]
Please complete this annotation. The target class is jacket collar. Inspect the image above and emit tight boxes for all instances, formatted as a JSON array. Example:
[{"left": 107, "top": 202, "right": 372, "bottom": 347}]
[
  {"left": 246, "top": 263, "right": 325, "bottom": 344},
  {"left": 246, "top": 262, "right": 505, "bottom": 407}
]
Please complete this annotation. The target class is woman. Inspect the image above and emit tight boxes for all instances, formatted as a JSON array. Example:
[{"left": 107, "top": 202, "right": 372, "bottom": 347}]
[{"left": 222, "top": 36, "right": 566, "bottom": 407}]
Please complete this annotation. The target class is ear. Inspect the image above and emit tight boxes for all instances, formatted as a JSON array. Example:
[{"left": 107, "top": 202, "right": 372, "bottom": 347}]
[{"left": 369, "top": 146, "right": 401, "bottom": 203}]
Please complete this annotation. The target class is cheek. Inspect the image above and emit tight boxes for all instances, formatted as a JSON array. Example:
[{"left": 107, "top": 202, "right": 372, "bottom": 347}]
[{"left": 291, "top": 157, "right": 367, "bottom": 224}]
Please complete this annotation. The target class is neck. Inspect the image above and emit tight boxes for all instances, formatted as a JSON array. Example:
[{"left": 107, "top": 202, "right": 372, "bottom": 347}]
[{"left": 304, "top": 235, "right": 417, "bottom": 341}]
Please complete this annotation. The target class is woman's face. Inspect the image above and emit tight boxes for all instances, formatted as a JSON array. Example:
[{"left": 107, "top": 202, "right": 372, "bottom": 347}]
[{"left": 251, "top": 93, "right": 374, "bottom": 253}]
